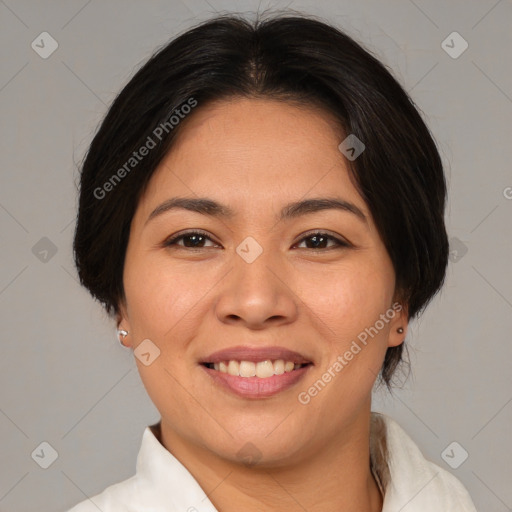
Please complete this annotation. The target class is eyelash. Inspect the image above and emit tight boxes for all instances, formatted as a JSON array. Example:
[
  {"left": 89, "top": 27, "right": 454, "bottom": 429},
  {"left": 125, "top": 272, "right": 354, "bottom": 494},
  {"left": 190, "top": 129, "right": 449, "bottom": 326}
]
[{"left": 163, "top": 230, "right": 350, "bottom": 251}]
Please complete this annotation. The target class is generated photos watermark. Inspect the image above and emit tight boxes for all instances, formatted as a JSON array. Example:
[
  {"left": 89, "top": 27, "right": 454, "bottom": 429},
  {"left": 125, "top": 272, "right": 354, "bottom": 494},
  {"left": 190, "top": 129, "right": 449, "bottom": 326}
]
[
  {"left": 94, "top": 96, "right": 198, "bottom": 200},
  {"left": 297, "top": 301, "right": 403, "bottom": 405}
]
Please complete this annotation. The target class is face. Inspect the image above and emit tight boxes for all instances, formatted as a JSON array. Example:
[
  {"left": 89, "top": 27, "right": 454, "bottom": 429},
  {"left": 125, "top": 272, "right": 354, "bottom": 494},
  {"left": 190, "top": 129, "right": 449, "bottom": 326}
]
[{"left": 118, "top": 97, "right": 407, "bottom": 467}]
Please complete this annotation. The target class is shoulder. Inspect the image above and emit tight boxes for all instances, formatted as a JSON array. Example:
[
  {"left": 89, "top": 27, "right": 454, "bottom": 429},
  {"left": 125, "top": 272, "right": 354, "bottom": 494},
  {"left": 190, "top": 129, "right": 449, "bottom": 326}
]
[
  {"left": 65, "top": 475, "right": 140, "bottom": 512},
  {"left": 64, "top": 426, "right": 158, "bottom": 512},
  {"left": 373, "top": 412, "right": 478, "bottom": 511},
  {"left": 64, "top": 424, "right": 218, "bottom": 512}
]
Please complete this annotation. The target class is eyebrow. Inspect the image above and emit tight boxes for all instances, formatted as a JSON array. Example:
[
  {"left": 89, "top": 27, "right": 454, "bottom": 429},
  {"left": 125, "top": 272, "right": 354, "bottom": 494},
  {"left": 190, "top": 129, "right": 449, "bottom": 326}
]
[{"left": 145, "top": 196, "right": 367, "bottom": 226}]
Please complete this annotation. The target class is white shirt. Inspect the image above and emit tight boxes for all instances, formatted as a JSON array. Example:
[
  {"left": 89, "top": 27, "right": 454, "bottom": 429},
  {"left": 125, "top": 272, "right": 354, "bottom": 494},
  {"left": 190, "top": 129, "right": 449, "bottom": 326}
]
[{"left": 67, "top": 412, "right": 477, "bottom": 511}]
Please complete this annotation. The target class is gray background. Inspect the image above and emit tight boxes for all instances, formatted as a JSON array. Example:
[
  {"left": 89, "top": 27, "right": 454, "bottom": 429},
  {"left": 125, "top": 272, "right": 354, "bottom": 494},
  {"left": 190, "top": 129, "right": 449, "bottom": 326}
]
[{"left": 1, "top": 1, "right": 511, "bottom": 511}]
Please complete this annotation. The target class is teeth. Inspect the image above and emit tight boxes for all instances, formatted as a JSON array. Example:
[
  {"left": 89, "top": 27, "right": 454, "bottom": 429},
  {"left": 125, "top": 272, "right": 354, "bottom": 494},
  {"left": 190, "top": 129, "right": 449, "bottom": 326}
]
[
  {"left": 209, "top": 359, "right": 307, "bottom": 378},
  {"left": 274, "top": 359, "right": 285, "bottom": 375},
  {"left": 255, "top": 360, "right": 274, "bottom": 378},
  {"left": 239, "top": 361, "right": 256, "bottom": 377},
  {"left": 227, "top": 360, "right": 240, "bottom": 376}
]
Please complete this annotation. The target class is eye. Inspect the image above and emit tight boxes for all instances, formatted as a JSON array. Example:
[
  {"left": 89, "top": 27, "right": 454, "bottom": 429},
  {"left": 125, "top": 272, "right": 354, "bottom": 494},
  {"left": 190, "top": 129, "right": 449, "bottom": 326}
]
[
  {"left": 163, "top": 230, "right": 218, "bottom": 249},
  {"left": 163, "top": 230, "right": 351, "bottom": 251},
  {"left": 294, "top": 231, "right": 350, "bottom": 250}
]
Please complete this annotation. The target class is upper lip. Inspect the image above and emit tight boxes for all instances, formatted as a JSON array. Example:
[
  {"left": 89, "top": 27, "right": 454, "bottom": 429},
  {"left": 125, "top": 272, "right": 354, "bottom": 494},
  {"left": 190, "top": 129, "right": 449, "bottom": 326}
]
[{"left": 201, "top": 345, "right": 313, "bottom": 365}]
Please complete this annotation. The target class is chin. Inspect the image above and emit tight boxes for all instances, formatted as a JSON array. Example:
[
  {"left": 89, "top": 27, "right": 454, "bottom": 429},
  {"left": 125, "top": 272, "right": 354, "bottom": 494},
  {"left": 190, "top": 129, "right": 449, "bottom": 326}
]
[{"left": 208, "top": 428, "right": 310, "bottom": 469}]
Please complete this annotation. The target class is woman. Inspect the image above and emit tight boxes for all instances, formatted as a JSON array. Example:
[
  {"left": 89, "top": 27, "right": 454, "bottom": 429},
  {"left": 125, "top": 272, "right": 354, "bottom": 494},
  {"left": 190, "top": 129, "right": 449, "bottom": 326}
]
[{"left": 68, "top": 12, "right": 477, "bottom": 511}]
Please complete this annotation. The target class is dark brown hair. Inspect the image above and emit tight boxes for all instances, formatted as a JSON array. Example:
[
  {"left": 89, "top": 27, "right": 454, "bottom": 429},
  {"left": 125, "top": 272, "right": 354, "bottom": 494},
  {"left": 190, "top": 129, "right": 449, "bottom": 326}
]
[{"left": 73, "top": 13, "right": 449, "bottom": 389}]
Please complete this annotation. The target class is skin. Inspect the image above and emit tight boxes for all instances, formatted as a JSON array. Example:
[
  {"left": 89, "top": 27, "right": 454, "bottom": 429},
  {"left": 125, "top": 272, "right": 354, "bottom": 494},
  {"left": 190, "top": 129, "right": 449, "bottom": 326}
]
[{"left": 117, "top": 97, "right": 408, "bottom": 512}]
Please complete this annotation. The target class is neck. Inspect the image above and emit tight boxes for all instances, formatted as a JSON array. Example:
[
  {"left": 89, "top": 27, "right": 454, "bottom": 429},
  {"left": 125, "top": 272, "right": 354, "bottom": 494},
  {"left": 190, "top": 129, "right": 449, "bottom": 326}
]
[{"left": 156, "top": 407, "right": 383, "bottom": 512}]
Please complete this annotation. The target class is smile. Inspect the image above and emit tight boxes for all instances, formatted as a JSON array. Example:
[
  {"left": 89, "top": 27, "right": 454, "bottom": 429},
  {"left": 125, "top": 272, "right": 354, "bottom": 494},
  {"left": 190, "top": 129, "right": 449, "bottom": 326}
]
[{"left": 201, "top": 360, "right": 313, "bottom": 399}]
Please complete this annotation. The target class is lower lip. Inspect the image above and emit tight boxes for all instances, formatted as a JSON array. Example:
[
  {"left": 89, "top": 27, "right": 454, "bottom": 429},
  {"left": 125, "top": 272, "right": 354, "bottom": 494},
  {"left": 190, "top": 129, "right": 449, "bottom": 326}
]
[{"left": 201, "top": 364, "right": 312, "bottom": 399}]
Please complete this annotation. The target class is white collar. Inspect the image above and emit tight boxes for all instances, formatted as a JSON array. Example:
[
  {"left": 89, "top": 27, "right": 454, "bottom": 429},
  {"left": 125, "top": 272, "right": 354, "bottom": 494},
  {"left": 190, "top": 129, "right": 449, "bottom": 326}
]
[
  {"left": 370, "top": 413, "right": 477, "bottom": 510},
  {"left": 68, "top": 412, "right": 477, "bottom": 511}
]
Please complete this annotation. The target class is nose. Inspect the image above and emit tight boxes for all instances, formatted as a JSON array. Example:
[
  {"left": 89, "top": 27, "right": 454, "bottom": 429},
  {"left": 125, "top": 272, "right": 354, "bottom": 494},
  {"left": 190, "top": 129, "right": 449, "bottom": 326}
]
[{"left": 214, "top": 247, "right": 299, "bottom": 330}]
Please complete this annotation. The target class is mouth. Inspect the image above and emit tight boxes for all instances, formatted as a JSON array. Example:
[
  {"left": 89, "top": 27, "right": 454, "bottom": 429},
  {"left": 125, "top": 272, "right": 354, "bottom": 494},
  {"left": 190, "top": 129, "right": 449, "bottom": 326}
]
[{"left": 199, "top": 346, "right": 314, "bottom": 399}]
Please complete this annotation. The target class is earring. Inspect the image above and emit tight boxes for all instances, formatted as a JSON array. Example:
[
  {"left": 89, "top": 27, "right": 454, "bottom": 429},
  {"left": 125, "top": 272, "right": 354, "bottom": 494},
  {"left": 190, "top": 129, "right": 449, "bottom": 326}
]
[
  {"left": 397, "top": 327, "right": 404, "bottom": 334},
  {"left": 117, "top": 329, "right": 129, "bottom": 347}
]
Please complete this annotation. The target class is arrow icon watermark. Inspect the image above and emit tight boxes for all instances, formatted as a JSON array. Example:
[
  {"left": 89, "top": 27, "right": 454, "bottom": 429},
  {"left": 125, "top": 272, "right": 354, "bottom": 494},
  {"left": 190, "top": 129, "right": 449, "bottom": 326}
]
[{"left": 338, "top": 134, "right": 365, "bottom": 161}]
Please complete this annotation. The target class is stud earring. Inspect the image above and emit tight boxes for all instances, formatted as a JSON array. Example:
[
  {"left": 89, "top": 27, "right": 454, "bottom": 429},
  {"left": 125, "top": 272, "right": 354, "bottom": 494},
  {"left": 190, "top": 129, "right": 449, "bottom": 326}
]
[
  {"left": 117, "top": 329, "right": 129, "bottom": 347},
  {"left": 397, "top": 327, "right": 404, "bottom": 334}
]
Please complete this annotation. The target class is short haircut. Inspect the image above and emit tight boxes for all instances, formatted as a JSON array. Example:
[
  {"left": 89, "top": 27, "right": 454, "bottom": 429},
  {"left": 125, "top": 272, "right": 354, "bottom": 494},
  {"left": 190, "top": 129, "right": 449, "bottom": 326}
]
[{"left": 73, "top": 13, "right": 449, "bottom": 389}]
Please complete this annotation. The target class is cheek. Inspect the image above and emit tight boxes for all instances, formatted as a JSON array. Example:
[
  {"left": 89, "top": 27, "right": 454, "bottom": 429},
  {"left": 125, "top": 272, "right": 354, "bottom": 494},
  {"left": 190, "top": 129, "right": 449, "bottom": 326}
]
[
  {"left": 123, "top": 253, "right": 222, "bottom": 339},
  {"left": 301, "top": 262, "right": 393, "bottom": 338}
]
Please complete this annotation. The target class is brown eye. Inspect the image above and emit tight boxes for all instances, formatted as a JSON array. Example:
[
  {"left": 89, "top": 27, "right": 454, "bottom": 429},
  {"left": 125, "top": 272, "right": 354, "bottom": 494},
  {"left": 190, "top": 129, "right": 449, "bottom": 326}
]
[
  {"left": 295, "top": 232, "right": 350, "bottom": 250},
  {"left": 164, "top": 230, "right": 218, "bottom": 249},
  {"left": 163, "top": 230, "right": 350, "bottom": 251}
]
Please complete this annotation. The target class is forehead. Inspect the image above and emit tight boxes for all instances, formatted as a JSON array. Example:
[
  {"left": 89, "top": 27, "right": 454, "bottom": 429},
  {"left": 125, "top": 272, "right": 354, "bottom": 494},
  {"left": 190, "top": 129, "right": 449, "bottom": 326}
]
[
  {"left": 169, "top": 96, "right": 344, "bottom": 163},
  {"left": 139, "top": 98, "right": 368, "bottom": 219}
]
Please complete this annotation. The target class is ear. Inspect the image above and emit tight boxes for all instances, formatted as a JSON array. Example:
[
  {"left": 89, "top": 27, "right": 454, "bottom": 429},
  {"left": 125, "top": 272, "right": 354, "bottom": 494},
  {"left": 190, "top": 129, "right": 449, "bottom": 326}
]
[{"left": 387, "top": 299, "right": 409, "bottom": 348}]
